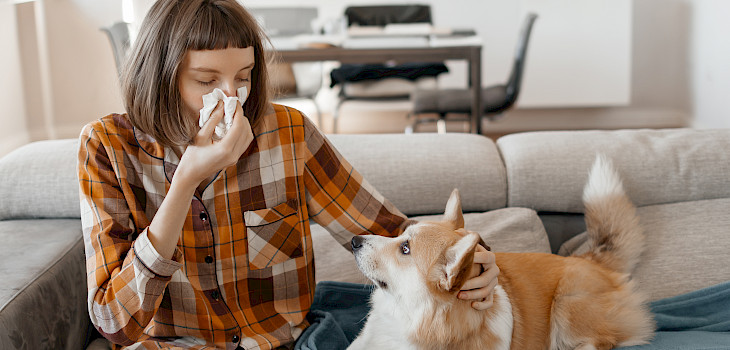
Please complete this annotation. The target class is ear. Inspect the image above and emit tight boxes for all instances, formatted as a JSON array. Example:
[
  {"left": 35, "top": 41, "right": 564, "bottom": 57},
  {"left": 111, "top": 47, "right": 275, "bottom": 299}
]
[
  {"left": 443, "top": 189, "right": 465, "bottom": 230},
  {"left": 455, "top": 228, "right": 492, "bottom": 252},
  {"left": 438, "top": 232, "right": 480, "bottom": 292}
]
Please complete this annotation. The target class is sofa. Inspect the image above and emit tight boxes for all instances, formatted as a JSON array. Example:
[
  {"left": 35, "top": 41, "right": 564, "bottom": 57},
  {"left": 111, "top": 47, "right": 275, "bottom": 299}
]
[{"left": 1, "top": 128, "right": 729, "bottom": 349}]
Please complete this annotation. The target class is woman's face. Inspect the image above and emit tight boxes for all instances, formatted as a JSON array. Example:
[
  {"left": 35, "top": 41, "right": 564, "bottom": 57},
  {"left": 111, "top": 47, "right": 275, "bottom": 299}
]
[{"left": 178, "top": 46, "right": 255, "bottom": 122}]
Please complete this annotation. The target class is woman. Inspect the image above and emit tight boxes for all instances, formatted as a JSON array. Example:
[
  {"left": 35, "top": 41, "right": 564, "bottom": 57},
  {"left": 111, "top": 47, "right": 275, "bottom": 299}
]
[{"left": 78, "top": 0, "right": 499, "bottom": 348}]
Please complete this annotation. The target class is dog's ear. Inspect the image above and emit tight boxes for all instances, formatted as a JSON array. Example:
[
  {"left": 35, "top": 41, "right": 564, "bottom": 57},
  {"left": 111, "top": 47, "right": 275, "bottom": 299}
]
[
  {"left": 438, "top": 232, "right": 480, "bottom": 293},
  {"left": 443, "top": 189, "right": 465, "bottom": 230}
]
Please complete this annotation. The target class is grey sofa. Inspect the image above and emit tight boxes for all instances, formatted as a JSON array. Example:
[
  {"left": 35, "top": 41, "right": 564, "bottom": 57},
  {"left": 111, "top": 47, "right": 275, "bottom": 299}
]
[{"left": 1, "top": 128, "right": 729, "bottom": 349}]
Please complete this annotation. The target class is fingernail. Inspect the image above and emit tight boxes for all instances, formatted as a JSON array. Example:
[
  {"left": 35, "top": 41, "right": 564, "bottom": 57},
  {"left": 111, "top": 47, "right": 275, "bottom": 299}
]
[{"left": 458, "top": 292, "right": 466, "bottom": 299}]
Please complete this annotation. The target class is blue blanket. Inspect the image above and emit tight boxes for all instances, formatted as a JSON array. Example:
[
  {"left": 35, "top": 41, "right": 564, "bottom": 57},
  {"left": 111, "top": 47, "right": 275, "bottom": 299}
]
[
  {"left": 295, "top": 280, "right": 730, "bottom": 350},
  {"left": 620, "top": 280, "right": 730, "bottom": 350}
]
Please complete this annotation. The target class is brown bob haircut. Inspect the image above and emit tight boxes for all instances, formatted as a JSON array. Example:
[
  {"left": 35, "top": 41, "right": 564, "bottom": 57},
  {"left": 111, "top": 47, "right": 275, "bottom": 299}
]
[{"left": 121, "top": 0, "right": 271, "bottom": 147}]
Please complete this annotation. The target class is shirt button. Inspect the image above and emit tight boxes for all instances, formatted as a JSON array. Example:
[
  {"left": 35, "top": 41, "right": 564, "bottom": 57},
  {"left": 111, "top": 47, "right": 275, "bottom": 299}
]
[
  {"left": 232, "top": 335, "right": 240, "bottom": 343},
  {"left": 199, "top": 212, "right": 208, "bottom": 221},
  {"left": 211, "top": 290, "right": 220, "bottom": 300},
  {"left": 205, "top": 255, "right": 213, "bottom": 264}
]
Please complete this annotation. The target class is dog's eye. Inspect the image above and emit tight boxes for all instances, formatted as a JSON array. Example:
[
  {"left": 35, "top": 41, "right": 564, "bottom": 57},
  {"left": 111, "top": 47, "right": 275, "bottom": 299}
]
[{"left": 400, "top": 241, "right": 410, "bottom": 255}]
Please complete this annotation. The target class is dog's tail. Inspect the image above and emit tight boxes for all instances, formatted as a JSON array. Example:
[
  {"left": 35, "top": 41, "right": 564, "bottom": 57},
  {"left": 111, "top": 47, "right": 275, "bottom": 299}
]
[{"left": 580, "top": 154, "right": 644, "bottom": 274}]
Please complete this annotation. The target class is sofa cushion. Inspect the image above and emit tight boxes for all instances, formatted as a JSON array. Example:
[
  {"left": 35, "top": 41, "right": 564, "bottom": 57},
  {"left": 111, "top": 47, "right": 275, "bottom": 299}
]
[
  {"left": 558, "top": 197, "right": 730, "bottom": 301},
  {"left": 312, "top": 207, "right": 551, "bottom": 283},
  {"left": 0, "top": 139, "right": 80, "bottom": 220},
  {"left": 327, "top": 133, "right": 507, "bottom": 216},
  {"left": 497, "top": 128, "right": 730, "bottom": 213},
  {"left": 0, "top": 219, "right": 89, "bottom": 350}
]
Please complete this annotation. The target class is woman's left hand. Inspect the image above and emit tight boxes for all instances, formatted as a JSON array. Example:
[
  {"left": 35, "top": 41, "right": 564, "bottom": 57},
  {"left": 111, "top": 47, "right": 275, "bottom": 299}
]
[{"left": 458, "top": 244, "right": 500, "bottom": 310}]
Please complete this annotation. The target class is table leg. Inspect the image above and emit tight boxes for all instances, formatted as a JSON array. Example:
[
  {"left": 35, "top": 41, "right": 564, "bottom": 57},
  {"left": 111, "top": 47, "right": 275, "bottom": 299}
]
[{"left": 469, "top": 47, "right": 482, "bottom": 134}]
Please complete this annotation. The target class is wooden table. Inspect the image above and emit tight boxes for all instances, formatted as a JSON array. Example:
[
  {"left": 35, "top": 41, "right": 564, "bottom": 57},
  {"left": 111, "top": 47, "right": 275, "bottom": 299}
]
[{"left": 276, "top": 45, "right": 483, "bottom": 134}]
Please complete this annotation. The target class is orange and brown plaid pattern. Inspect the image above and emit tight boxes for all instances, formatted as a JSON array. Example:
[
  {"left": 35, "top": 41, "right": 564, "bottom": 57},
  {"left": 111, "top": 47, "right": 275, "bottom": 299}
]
[{"left": 78, "top": 104, "right": 409, "bottom": 350}]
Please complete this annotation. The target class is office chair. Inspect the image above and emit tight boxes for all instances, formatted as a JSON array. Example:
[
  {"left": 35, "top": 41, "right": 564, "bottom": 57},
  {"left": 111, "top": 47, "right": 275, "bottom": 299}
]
[
  {"left": 250, "top": 7, "right": 324, "bottom": 127},
  {"left": 100, "top": 22, "right": 131, "bottom": 76},
  {"left": 408, "top": 13, "right": 538, "bottom": 134},
  {"left": 330, "top": 4, "right": 449, "bottom": 133}
]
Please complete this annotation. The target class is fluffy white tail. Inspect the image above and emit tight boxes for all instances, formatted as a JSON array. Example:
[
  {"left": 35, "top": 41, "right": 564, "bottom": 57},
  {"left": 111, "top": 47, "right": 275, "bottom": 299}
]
[{"left": 580, "top": 155, "right": 645, "bottom": 274}]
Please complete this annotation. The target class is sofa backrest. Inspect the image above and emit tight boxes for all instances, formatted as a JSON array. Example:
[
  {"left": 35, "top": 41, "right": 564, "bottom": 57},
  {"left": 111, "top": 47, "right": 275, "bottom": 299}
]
[
  {"left": 0, "top": 133, "right": 507, "bottom": 220},
  {"left": 0, "top": 139, "right": 80, "bottom": 220},
  {"left": 327, "top": 133, "right": 507, "bottom": 216},
  {"left": 6, "top": 128, "right": 724, "bottom": 221},
  {"left": 497, "top": 128, "right": 730, "bottom": 213}
]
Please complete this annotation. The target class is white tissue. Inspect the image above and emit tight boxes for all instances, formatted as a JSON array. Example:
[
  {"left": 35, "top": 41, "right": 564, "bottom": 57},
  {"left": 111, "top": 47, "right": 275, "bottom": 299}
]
[{"left": 198, "top": 86, "right": 248, "bottom": 139}]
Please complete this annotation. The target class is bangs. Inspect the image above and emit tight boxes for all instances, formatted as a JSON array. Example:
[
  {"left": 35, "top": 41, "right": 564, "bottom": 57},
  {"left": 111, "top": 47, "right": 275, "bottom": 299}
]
[{"left": 186, "top": 2, "right": 259, "bottom": 50}]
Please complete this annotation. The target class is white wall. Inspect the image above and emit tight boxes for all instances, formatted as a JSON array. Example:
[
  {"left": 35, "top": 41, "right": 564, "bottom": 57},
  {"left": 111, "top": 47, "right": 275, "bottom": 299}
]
[
  {"left": 42, "top": 0, "right": 125, "bottom": 138},
  {"left": 1, "top": 0, "right": 124, "bottom": 158},
  {"left": 518, "top": 0, "right": 632, "bottom": 107},
  {"left": 0, "top": 1, "right": 29, "bottom": 156},
  {"left": 484, "top": 0, "right": 693, "bottom": 135},
  {"left": 690, "top": 0, "right": 730, "bottom": 129}
]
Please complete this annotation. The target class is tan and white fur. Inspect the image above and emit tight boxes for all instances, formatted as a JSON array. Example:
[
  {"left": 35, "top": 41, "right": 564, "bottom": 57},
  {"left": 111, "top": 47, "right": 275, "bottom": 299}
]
[{"left": 348, "top": 155, "right": 655, "bottom": 350}]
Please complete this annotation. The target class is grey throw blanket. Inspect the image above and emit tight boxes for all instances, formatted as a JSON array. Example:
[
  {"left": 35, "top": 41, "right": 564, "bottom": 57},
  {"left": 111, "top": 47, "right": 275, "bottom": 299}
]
[
  {"left": 620, "top": 280, "right": 730, "bottom": 349},
  {"left": 296, "top": 280, "right": 730, "bottom": 350}
]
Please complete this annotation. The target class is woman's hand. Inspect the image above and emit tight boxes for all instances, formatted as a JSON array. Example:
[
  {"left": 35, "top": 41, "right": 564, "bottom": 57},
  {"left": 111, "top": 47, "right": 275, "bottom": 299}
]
[
  {"left": 176, "top": 100, "right": 254, "bottom": 187},
  {"left": 458, "top": 244, "right": 500, "bottom": 310}
]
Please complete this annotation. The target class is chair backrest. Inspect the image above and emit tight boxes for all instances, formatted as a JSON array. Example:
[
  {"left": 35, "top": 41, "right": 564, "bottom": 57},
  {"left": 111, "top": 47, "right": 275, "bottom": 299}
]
[
  {"left": 344, "top": 5, "right": 432, "bottom": 27},
  {"left": 100, "top": 22, "right": 131, "bottom": 76},
  {"left": 505, "top": 13, "right": 538, "bottom": 105}
]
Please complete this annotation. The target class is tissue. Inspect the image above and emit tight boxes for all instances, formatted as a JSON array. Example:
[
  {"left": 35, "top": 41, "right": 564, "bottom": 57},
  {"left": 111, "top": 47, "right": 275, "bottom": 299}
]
[{"left": 198, "top": 86, "right": 248, "bottom": 139}]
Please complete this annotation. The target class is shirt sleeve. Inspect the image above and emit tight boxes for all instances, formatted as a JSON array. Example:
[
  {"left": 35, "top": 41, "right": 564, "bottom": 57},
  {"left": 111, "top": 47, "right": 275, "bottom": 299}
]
[
  {"left": 77, "top": 123, "right": 183, "bottom": 346},
  {"left": 301, "top": 116, "right": 414, "bottom": 250}
]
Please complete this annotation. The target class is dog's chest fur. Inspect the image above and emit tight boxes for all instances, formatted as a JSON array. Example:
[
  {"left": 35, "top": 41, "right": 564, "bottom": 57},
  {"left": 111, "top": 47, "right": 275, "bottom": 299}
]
[{"left": 354, "top": 286, "right": 513, "bottom": 350}]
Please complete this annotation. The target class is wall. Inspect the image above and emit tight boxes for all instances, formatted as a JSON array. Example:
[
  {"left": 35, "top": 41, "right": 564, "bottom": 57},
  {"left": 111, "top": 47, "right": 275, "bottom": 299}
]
[
  {"left": 42, "top": 0, "right": 125, "bottom": 138},
  {"left": 518, "top": 0, "right": 632, "bottom": 107},
  {"left": 690, "top": 0, "right": 730, "bottom": 129},
  {"left": 0, "top": 1, "right": 29, "bottom": 156},
  {"left": 481, "top": 0, "right": 692, "bottom": 135},
  {"left": 1, "top": 0, "right": 124, "bottom": 158}
]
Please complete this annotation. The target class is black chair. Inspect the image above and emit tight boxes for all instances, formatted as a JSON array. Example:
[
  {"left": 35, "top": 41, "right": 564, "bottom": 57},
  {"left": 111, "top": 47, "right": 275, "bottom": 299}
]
[
  {"left": 408, "top": 13, "right": 538, "bottom": 134},
  {"left": 330, "top": 4, "right": 449, "bottom": 133},
  {"left": 100, "top": 22, "right": 131, "bottom": 76}
]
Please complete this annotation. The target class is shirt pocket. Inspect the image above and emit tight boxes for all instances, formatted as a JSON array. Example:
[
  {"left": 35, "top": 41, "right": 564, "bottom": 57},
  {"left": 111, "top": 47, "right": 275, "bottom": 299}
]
[{"left": 243, "top": 198, "right": 304, "bottom": 270}]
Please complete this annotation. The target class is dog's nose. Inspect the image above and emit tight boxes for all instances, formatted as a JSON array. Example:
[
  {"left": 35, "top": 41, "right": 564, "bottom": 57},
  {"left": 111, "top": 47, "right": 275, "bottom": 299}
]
[{"left": 351, "top": 236, "right": 364, "bottom": 251}]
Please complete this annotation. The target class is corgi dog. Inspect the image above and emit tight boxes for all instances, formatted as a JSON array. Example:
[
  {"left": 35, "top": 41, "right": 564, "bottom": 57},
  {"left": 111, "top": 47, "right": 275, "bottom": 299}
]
[{"left": 348, "top": 155, "right": 655, "bottom": 350}]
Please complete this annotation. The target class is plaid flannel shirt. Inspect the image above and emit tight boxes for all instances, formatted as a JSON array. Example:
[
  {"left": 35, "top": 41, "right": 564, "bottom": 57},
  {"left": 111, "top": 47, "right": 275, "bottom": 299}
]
[{"left": 78, "top": 104, "right": 409, "bottom": 349}]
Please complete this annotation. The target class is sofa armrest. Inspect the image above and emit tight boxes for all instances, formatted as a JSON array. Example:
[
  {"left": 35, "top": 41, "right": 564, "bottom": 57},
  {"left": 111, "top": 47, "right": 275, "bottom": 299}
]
[
  {"left": 0, "top": 219, "right": 91, "bottom": 349},
  {"left": 0, "top": 139, "right": 80, "bottom": 220}
]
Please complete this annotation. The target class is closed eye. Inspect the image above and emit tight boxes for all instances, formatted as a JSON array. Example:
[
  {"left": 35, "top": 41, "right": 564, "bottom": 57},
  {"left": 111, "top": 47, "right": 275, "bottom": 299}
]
[{"left": 400, "top": 240, "right": 410, "bottom": 255}]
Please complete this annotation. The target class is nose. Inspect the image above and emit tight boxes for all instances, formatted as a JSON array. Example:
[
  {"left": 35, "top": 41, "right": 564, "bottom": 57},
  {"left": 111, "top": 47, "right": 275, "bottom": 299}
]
[
  {"left": 351, "top": 236, "right": 365, "bottom": 251},
  {"left": 221, "top": 86, "right": 236, "bottom": 98},
  {"left": 220, "top": 81, "right": 237, "bottom": 98}
]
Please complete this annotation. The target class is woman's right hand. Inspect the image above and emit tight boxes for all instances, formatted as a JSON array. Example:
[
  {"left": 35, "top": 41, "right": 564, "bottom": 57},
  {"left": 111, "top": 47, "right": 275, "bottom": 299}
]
[{"left": 176, "top": 99, "right": 254, "bottom": 187}]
